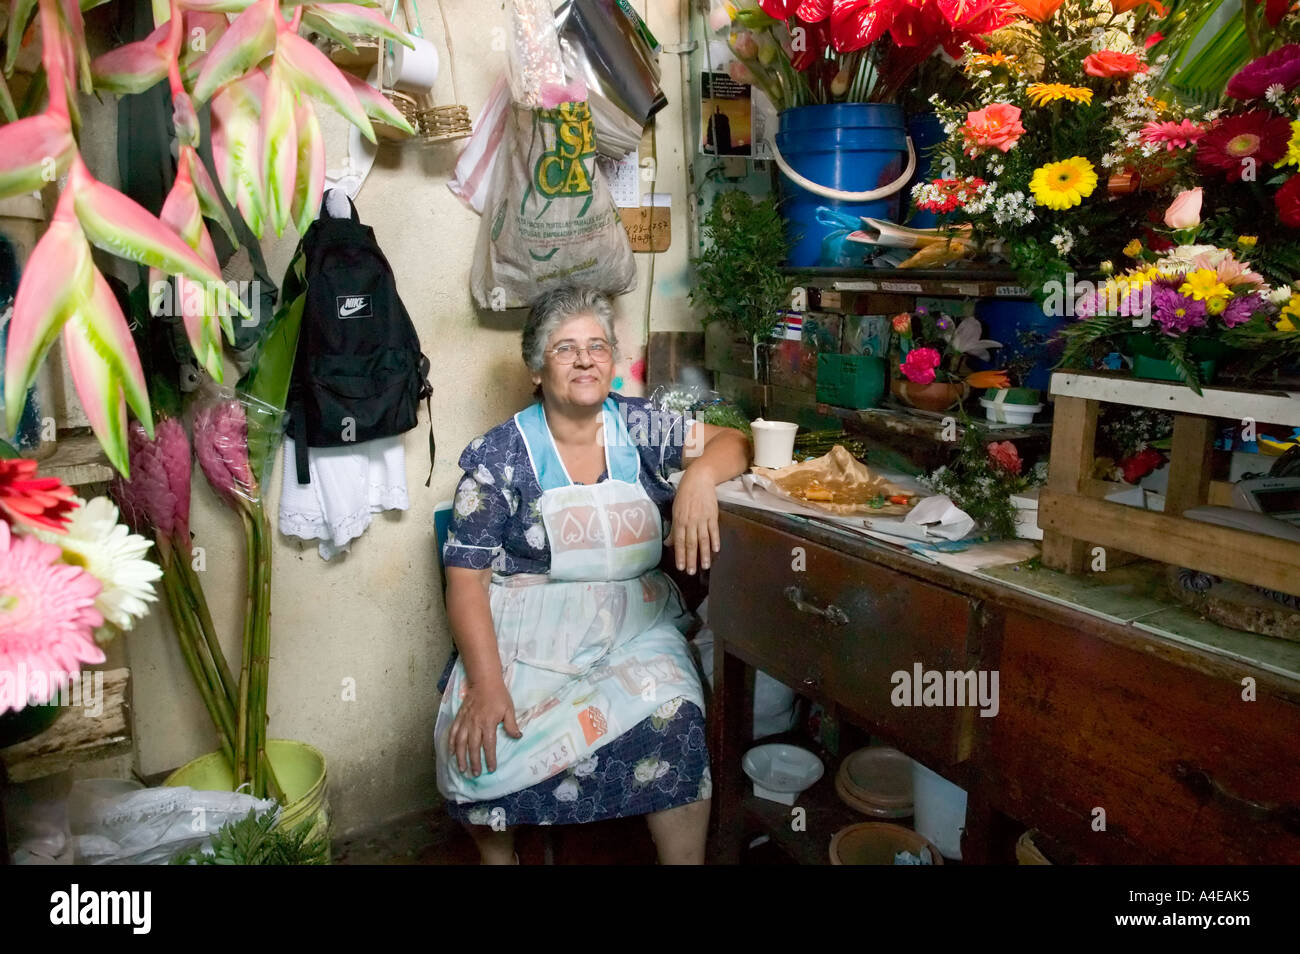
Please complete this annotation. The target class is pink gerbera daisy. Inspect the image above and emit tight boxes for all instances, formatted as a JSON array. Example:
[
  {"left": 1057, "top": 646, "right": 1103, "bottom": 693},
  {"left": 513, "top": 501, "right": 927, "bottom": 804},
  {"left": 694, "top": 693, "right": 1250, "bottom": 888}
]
[
  {"left": 1139, "top": 119, "right": 1206, "bottom": 151},
  {"left": 0, "top": 521, "right": 104, "bottom": 714}
]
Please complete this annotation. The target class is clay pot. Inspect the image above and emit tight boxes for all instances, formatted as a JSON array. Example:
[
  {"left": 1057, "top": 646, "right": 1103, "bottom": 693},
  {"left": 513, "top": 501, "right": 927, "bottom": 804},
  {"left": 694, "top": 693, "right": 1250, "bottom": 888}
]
[{"left": 892, "top": 379, "right": 968, "bottom": 413}]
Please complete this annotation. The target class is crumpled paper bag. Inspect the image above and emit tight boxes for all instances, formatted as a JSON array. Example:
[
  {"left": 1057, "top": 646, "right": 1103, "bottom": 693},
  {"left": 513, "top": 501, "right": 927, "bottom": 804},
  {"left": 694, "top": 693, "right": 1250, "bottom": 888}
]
[{"left": 750, "top": 446, "right": 918, "bottom": 517}]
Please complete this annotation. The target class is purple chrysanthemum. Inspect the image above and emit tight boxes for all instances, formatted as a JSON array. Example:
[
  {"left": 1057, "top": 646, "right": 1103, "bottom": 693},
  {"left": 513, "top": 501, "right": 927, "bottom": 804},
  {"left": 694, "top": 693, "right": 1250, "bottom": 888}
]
[
  {"left": 1152, "top": 285, "right": 1207, "bottom": 336},
  {"left": 1221, "top": 292, "right": 1264, "bottom": 328}
]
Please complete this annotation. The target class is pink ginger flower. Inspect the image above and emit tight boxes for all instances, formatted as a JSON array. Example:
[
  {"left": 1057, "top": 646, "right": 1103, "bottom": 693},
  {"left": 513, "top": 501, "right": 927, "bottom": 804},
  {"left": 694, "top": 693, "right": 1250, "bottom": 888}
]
[
  {"left": 193, "top": 400, "right": 255, "bottom": 509},
  {"left": 0, "top": 521, "right": 104, "bottom": 714},
  {"left": 110, "top": 418, "right": 191, "bottom": 541}
]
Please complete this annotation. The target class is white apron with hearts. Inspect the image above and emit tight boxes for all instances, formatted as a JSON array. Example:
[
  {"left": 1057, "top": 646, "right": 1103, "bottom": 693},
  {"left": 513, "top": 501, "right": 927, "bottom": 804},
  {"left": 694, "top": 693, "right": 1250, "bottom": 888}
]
[{"left": 434, "top": 397, "right": 706, "bottom": 805}]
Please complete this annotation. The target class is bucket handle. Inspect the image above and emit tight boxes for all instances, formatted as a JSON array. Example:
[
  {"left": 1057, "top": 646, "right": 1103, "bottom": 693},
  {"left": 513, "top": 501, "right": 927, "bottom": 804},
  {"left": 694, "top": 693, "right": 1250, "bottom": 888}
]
[{"left": 768, "top": 134, "right": 917, "bottom": 203}]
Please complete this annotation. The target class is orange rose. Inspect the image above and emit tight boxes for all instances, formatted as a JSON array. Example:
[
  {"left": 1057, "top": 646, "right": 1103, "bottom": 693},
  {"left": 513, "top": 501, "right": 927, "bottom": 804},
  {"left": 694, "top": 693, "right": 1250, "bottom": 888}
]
[
  {"left": 961, "top": 103, "right": 1025, "bottom": 155},
  {"left": 1083, "top": 50, "right": 1148, "bottom": 78}
]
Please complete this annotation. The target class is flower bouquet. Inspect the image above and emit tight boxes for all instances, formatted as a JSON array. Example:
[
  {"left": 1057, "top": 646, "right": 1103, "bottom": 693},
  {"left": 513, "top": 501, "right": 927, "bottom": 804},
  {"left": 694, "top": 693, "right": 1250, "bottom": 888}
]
[
  {"left": 1, "top": 455, "right": 160, "bottom": 745},
  {"left": 923, "top": 421, "right": 1041, "bottom": 538},
  {"left": 917, "top": 0, "right": 1200, "bottom": 288},
  {"left": 1059, "top": 190, "right": 1283, "bottom": 390},
  {"left": 891, "top": 308, "right": 1001, "bottom": 411}
]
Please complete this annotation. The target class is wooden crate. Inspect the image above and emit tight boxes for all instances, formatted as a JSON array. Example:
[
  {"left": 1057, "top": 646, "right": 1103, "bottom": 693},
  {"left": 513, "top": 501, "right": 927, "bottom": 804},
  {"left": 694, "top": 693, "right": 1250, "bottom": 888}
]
[{"left": 1038, "top": 372, "right": 1300, "bottom": 597}]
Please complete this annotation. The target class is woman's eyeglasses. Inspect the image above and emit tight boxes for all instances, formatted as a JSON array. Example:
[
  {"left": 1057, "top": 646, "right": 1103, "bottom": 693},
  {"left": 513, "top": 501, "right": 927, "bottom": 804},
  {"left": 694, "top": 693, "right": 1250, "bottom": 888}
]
[{"left": 549, "top": 341, "right": 612, "bottom": 364}]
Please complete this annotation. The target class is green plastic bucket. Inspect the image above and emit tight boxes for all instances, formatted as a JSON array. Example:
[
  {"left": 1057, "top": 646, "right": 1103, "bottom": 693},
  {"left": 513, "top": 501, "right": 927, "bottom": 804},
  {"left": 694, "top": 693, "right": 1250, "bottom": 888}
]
[{"left": 163, "top": 740, "right": 330, "bottom": 850}]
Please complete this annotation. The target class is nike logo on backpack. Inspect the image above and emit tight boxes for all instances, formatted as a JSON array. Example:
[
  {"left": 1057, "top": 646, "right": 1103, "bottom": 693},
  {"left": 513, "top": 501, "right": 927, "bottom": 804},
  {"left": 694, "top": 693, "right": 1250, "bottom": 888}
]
[{"left": 336, "top": 295, "right": 371, "bottom": 319}]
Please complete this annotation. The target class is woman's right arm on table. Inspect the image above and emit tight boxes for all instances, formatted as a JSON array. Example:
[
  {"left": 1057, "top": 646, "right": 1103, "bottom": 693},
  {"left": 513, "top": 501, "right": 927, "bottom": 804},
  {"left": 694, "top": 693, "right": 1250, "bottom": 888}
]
[{"left": 444, "top": 569, "right": 522, "bottom": 777}]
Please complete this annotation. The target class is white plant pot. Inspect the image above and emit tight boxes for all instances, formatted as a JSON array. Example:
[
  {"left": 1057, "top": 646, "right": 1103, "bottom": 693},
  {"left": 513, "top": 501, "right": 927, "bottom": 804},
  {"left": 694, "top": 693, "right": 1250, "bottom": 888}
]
[{"left": 980, "top": 397, "right": 1043, "bottom": 426}]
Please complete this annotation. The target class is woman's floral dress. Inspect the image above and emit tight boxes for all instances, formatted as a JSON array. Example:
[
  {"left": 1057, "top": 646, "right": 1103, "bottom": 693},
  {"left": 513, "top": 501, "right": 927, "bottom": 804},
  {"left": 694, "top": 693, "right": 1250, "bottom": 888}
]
[{"left": 439, "top": 393, "right": 711, "bottom": 827}]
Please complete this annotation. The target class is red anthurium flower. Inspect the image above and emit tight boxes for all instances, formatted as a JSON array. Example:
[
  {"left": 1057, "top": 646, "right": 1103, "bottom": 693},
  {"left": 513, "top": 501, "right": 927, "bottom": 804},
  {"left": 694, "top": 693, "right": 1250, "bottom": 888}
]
[
  {"left": 1265, "top": 0, "right": 1291, "bottom": 27},
  {"left": 761, "top": 0, "right": 833, "bottom": 19},
  {"left": 0, "top": 459, "right": 79, "bottom": 533}
]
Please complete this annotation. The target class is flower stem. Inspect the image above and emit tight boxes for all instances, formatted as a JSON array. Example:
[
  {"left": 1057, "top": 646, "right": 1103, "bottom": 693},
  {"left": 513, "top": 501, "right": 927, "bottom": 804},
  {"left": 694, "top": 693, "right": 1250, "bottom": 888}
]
[
  {"left": 157, "top": 543, "right": 235, "bottom": 767},
  {"left": 174, "top": 544, "right": 238, "bottom": 714},
  {"left": 236, "top": 506, "right": 257, "bottom": 787},
  {"left": 251, "top": 502, "right": 285, "bottom": 804}
]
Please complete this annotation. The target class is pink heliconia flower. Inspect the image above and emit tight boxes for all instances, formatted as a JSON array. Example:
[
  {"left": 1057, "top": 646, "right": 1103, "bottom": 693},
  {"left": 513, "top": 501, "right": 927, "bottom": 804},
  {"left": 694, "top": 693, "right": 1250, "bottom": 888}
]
[
  {"left": 0, "top": 520, "right": 104, "bottom": 714},
  {"left": 110, "top": 418, "right": 191, "bottom": 542},
  {"left": 193, "top": 401, "right": 256, "bottom": 509}
]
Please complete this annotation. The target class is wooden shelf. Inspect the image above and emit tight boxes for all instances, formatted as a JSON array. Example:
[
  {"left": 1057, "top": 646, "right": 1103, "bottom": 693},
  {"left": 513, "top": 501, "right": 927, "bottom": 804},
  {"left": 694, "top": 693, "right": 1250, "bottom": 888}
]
[
  {"left": 782, "top": 266, "right": 1032, "bottom": 300},
  {"left": 1051, "top": 372, "right": 1300, "bottom": 426},
  {"left": 33, "top": 429, "right": 114, "bottom": 487},
  {"left": 0, "top": 668, "right": 132, "bottom": 783}
]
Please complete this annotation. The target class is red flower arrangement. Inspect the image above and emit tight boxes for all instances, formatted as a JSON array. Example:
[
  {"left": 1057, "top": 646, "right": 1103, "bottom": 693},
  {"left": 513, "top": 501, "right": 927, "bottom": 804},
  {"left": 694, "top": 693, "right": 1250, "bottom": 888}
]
[
  {"left": 913, "top": 176, "right": 988, "bottom": 212},
  {"left": 1196, "top": 111, "right": 1292, "bottom": 181}
]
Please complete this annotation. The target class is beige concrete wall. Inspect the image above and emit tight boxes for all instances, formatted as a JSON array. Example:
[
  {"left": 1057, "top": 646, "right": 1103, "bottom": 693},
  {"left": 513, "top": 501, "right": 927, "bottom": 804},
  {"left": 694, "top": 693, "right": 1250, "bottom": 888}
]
[{"left": 123, "top": 0, "right": 698, "bottom": 834}]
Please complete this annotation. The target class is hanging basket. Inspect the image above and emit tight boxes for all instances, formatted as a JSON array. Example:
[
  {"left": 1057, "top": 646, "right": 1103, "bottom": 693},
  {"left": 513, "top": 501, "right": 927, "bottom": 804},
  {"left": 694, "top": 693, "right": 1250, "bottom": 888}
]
[
  {"left": 325, "top": 34, "right": 383, "bottom": 72},
  {"left": 415, "top": 0, "right": 471, "bottom": 143}
]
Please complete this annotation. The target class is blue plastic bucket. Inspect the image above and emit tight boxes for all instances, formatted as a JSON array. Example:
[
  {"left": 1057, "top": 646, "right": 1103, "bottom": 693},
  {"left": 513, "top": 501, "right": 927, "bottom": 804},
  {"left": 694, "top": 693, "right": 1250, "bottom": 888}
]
[
  {"left": 774, "top": 104, "right": 910, "bottom": 268},
  {"left": 904, "top": 112, "right": 947, "bottom": 229},
  {"left": 972, "top": 300, "right": 1068, "bottom": 392}
]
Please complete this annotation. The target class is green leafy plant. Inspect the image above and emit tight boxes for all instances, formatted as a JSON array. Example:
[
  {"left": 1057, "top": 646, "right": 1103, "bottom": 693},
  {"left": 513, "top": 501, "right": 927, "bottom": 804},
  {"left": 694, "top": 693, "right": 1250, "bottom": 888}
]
[
  {"left": 690, "top": 190, "right": 793, "bottom": 382},
  {"left": 923, "top": 420, "right": 1040, "bottom": 539},
  {"left": 170, "top": 809, "right": 330, "bottom": 866}
]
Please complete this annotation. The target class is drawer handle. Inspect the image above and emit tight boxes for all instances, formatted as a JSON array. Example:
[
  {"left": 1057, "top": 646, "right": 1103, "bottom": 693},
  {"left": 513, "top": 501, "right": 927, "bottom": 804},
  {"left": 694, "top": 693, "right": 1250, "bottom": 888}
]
[
  {"left": 1173, "top": 761, "right": 1300, "bottom": 834},
  {"left": 784, "top": 586, "right": 848, "bottom": 626}
]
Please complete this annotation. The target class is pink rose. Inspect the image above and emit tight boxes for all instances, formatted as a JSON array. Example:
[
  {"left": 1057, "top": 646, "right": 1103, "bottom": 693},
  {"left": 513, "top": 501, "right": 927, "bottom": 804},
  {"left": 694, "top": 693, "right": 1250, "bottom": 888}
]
[
  {"left": 1163, "top": 187, "right": 1203, "bottom": 229},
  {"left": 961, "top": 103, "right": 1025, "bottom": 156},
  {"left": 900, "top": 347, "right": 941, "bottom": 384},
  {"left": 988, "top": 441, "right": 1022, "bottom": 475}
]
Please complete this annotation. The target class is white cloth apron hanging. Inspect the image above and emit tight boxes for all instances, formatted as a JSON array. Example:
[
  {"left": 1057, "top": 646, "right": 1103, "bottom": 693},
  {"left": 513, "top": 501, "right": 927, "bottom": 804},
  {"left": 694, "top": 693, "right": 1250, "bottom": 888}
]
[{"left": 435, "top": 398, "right": 706, "bottom": 805}]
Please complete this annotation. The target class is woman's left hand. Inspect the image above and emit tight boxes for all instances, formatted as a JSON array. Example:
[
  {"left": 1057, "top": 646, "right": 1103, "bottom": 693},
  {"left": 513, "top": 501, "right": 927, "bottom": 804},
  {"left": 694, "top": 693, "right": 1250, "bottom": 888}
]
[{"left": 672, "top": 468, "right": 720, "bottom": 575}]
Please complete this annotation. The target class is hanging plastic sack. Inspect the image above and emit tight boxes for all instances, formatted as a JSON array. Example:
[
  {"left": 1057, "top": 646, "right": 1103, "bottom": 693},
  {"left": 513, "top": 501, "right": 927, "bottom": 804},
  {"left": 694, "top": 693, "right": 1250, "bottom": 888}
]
[
  {"left": 448, "top": 73, "right": 511, "bottom": 214},
  {"left": 470, "top": 0, "right": 636, "bottom": 309}
]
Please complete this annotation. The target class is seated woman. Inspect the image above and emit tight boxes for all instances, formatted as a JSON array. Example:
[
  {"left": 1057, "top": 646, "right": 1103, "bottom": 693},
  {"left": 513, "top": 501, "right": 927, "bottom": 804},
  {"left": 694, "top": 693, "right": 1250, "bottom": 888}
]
[{"left": 435, "top": 285, "right": 751, "bottom": 864}]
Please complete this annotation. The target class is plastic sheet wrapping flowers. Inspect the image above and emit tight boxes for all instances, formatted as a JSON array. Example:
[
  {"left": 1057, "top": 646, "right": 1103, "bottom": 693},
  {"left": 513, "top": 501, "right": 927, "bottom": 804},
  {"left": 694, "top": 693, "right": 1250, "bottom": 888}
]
[
  {"left": 1, "top": 457, "right": 160, "bottom": 715},
  {"left": 0, "top": 0, "right": 414, "bottom": 478}
]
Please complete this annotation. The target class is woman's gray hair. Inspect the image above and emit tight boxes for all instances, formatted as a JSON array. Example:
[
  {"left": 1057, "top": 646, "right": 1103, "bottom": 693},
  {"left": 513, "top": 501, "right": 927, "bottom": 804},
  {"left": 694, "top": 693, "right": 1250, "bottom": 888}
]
[{"left": 522, "top": 286, "right": 619, "bottom": 372}]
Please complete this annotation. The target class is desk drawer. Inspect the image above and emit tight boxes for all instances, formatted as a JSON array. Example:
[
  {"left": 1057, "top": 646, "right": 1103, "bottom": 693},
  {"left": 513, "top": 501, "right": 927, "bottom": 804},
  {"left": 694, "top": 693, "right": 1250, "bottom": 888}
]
[
  {"left": 711, "top": 512, "right": 981, "bottom": 763},
  {"left": 987, "top": 610, "right": 1300, "bottom": 863}
]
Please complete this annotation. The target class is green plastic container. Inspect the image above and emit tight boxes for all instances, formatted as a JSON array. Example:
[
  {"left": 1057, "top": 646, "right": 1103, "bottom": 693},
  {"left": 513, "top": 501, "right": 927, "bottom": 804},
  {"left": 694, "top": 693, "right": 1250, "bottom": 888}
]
[
  {"left": 817, "top": 354, "right": 887, "bottom": 409},
  {"left": 164, "top": 740, "right": 330, "bottom": 854},
  {"left": 1132, "top": 353, "right": 1216, "bottom": 384}
]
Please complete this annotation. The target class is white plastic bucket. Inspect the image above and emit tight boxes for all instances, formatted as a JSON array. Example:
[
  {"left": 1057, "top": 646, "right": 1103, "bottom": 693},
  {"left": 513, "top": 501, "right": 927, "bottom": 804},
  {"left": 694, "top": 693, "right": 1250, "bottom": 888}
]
[
  {"left": 751, "top": 419, "right": 798, "bottom": 469},
  {"left": 911, "top": 761, "right": 967, "bottom": 860}
]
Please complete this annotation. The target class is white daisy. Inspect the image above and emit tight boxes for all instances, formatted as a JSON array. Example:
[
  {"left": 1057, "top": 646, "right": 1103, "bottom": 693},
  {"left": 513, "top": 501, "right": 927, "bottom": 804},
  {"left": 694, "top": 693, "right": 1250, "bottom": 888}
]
[{"left": 25, "top": 496, "right": 162, "bottom": 641}]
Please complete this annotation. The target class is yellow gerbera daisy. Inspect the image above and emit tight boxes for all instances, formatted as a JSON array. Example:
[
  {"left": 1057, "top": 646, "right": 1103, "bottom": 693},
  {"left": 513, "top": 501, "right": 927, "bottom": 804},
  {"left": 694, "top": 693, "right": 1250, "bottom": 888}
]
[
  {"left": 1179, "top": 268, "right": 1232, "bottom": 302},
  {"left": 1277, "top": 121, "right": 1300, "bottom": 169},
  {"left": 1026, "top": 83, "right": 1093, "bottom": 106},
  {"left": 1123, "top": 238, "right": 1143, "bottom": 258},
  {"left": 1029, "top": 157, "right": 1099, "bottom": 210},
  {"left": 1237, "top": 235, "right": 1258, "bottom": 248}
]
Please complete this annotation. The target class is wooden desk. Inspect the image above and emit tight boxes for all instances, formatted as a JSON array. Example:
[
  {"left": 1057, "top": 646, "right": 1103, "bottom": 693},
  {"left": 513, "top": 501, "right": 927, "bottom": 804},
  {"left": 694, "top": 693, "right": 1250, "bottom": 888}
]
[{"left": 707, "top": 504, "right": 1300, "bottom": 864}]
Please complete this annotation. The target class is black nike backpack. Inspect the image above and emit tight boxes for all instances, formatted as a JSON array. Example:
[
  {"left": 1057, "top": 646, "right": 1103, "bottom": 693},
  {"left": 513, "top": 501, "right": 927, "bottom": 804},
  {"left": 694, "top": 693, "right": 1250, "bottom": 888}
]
[{"left": 286, "top": 192, "right": 434, "bottom": 485}]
